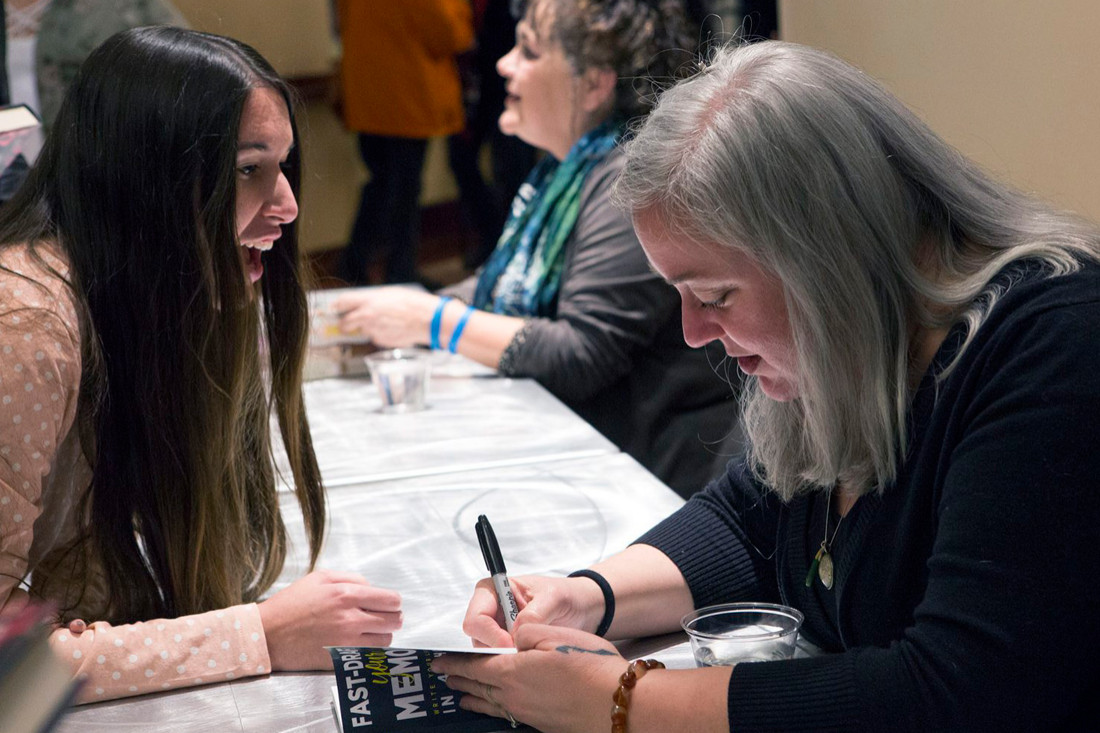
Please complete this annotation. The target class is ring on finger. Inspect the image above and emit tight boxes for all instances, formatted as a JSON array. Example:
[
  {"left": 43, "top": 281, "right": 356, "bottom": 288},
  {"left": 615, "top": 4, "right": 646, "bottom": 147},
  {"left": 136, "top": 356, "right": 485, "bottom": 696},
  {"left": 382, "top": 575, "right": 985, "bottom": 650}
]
[
  {"left": 481, "top": 684, "right": 518, "bottom": 728},
  {"left": 482, "top": 682, "right": 497, "bottom": 707}
]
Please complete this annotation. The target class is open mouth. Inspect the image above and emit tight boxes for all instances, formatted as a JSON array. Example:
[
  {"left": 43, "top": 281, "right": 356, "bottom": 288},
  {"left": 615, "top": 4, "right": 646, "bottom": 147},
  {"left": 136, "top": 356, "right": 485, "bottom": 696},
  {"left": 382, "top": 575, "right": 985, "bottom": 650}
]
[{"left": 240, "top": 244, "right": 266, "bottom": 283}]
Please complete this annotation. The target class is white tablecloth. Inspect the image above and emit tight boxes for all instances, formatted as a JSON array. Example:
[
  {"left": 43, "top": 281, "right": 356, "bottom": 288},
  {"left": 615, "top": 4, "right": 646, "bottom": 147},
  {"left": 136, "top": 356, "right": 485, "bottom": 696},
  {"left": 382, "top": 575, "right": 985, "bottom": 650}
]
[{"left": 59, "top": 375, "right": 687, "bottom": 733}]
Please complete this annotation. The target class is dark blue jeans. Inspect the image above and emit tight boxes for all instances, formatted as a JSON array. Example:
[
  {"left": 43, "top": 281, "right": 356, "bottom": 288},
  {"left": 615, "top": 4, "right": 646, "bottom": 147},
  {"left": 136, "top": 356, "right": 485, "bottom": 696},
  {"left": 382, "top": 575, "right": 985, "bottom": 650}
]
[{"left": 341, "top": 134, "right": 428, "bottom": 285}]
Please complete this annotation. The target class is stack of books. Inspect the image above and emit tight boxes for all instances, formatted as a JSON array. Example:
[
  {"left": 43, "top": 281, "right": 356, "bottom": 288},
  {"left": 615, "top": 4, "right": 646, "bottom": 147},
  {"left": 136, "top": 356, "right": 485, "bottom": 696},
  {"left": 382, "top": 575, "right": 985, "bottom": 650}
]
[{"left": 0, "top": 603, "right": 80, "bottom": 733}]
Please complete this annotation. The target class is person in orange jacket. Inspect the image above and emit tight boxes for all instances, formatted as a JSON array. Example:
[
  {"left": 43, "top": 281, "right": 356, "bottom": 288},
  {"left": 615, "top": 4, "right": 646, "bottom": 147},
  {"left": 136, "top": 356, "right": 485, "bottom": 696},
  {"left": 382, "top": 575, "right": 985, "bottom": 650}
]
[{"left": 336, "top": 0, "right": 473, "bottom": 285}]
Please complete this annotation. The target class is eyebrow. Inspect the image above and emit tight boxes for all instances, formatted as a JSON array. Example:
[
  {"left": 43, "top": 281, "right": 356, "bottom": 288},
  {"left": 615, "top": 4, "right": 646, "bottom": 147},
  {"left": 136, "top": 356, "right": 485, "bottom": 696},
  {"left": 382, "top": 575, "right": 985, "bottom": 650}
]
[
  {"left": 649, "top": 262, "right": 713, "bottom": 287},
  {"left": 237, "top": 140, "right": 296, "bottom": 153},
  {"left": 516, "top": 23, "right": 538, "bottom": 47},
  {"left": 644, "top": 260, "right": 674, "bottom": 282}
]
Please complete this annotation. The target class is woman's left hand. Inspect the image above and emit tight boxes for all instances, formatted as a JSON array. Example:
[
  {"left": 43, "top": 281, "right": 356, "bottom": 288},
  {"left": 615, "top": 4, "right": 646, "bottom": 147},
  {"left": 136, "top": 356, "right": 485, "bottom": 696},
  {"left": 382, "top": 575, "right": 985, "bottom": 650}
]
[
  {"left": 334, "top": 288, "right": 441, "bottom": 348},
  {"left": 432, "top": 624, "right": 625, "bottom": 733}
]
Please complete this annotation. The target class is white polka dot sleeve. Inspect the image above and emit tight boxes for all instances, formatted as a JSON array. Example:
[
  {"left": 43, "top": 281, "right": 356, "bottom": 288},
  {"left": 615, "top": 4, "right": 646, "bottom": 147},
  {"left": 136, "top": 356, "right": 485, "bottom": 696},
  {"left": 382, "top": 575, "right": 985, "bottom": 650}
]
[
  {"left": 60, "top": 603, "right": 272, "bottom": 703},
  {"left": 0, "top": 261, "right": 81, "bottom": 609}
]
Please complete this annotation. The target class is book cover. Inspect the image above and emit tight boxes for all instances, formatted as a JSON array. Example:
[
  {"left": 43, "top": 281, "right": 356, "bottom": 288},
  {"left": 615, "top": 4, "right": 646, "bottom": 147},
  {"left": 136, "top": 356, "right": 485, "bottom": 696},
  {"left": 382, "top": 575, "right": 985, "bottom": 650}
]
[
  {"left": 0, "top": 601, "right": 58, "bottom": 674},
  {"left": 0, "top": 603, "right": 82, "bottom": 733},
  {"left": 0, "top": 104, "right": 43, "bottom": 201},
  {"left": 328, "top": 646, "right": 518, "bottom": 732}
]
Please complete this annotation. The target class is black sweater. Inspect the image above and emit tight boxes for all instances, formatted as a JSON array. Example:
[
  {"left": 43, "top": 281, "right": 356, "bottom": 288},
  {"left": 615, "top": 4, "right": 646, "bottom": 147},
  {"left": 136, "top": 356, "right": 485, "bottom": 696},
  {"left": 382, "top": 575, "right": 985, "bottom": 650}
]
[{"left": 638, "top": 260, "right": 1100, "bottom": 731}]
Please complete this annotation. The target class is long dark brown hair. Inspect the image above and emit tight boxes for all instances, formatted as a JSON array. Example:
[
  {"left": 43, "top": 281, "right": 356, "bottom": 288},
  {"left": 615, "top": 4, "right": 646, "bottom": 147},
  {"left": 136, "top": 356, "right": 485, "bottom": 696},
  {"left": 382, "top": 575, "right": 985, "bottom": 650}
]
[{"left": 0, "top": 26, "right": 325, "bottom": 623}]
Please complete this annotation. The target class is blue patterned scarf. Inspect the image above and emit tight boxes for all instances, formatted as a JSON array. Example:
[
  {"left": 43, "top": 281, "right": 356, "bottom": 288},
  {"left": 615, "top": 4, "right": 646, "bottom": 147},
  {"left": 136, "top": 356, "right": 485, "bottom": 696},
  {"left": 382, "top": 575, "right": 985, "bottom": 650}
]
[{"left": 471, "top": 121, "right": 623, "bottom": 316}]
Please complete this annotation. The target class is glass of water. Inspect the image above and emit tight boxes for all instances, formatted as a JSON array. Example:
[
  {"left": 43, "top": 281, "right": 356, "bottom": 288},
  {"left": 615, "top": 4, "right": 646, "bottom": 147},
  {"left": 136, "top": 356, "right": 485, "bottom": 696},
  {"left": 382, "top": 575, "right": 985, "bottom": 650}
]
[
  {"left": 364, "top": 348, "right": 431, "bottom": 413},
  {"left": 681, "top": 603, "right": 803, "bottom": 667}
]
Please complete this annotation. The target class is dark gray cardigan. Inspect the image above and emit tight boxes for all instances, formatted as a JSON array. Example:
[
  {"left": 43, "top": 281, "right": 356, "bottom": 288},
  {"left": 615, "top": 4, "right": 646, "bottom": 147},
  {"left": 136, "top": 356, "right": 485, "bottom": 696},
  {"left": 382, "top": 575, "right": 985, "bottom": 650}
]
[{"left": 445, "top": 149, "right": 741, "bottom": 496}]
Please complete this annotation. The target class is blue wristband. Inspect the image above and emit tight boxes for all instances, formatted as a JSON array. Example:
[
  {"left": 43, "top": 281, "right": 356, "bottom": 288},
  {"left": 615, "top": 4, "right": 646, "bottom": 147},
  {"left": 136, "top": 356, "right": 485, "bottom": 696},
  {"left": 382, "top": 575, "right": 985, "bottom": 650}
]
[
  {"left": 430, "top": 296, "right": 452, "bottom": 350},
  {"left": 447, "top": 306, "right": 475, "bottom": 354}
]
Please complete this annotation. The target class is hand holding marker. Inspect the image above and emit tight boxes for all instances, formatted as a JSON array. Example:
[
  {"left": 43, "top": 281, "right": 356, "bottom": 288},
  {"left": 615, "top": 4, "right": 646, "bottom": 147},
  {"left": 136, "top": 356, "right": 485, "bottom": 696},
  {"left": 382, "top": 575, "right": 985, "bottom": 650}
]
[{"left": 475, "top": 514, "right": 520, "bottom": 633}]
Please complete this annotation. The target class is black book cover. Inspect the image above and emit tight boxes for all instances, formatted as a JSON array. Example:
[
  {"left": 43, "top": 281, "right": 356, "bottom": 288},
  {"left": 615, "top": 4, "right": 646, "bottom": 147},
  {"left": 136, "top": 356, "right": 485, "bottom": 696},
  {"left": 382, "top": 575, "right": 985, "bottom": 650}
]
[{"left": 329, "top": 646, "right": 516, "bottom": 732}]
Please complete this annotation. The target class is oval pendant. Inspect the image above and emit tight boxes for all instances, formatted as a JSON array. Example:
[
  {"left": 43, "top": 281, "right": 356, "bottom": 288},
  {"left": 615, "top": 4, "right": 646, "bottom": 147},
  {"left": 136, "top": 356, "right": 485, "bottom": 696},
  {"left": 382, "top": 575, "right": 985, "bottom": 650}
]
[{"left": 818, "top": 552, "right": 835, "bottom": 589}]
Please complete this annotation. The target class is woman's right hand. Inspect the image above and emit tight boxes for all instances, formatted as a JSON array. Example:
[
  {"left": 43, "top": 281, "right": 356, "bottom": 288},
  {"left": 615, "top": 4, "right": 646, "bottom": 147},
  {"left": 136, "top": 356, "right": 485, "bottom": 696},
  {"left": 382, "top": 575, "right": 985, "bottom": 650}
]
[
  {"left": 463, "top": 574, "right": 606, "bottom": 648},
  {"left": 334, "top": 288, "right": 440, "bottom": 348},
  {"left": 258, "top": 569, "right": 403, "bottom": 671}
]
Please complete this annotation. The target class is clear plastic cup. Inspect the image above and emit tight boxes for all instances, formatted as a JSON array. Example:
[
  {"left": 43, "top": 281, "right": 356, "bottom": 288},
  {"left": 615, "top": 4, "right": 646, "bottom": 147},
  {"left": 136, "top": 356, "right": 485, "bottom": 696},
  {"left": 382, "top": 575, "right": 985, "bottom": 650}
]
[
  {"left": 681, "top": 603, "right": 803, "bottom": 667},
  {"left": 364, "top": 348, "right": 431, "bottom": 413}
]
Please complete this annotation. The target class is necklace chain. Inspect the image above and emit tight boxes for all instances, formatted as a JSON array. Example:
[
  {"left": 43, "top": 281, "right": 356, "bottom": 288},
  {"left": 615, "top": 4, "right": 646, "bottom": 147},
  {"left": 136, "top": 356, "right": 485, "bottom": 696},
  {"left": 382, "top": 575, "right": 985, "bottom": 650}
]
[
  {"left": 805, "top": 488, "right": 849, "bottom": 590},
  {"left": 822, "top": 494, "right": 845, "bottom": 552}
]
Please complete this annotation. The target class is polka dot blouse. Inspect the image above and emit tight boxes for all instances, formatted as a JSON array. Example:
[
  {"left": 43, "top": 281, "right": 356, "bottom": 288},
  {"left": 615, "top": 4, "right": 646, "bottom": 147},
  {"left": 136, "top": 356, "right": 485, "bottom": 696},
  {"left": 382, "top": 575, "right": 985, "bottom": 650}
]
[{"left": 0, "top": 244, "right": 271, "bottom": 703}]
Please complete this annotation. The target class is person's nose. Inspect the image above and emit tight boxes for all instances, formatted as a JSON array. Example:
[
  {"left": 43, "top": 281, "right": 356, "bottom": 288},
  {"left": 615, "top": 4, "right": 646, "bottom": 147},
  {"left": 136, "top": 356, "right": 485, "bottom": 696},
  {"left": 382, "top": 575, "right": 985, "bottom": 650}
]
[
  {"left": 268, "top": 170, "right": 298, "bottom": 225},
  {"left": 497, "top": 45, "right": 517, "bottom": 80},
  {"left": 680, "top": 298, "right": 725, "bottom": 349}
]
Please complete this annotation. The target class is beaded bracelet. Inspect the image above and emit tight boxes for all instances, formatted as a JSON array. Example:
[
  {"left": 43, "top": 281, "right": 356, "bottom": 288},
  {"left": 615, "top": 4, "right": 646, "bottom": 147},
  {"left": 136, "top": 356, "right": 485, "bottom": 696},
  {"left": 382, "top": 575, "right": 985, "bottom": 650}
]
[
  {"left": 429, "top": 296, "right": 452, "bottom": 350},
  {"left": 610, "top": 659, "right": 665, "bottom": 733}
]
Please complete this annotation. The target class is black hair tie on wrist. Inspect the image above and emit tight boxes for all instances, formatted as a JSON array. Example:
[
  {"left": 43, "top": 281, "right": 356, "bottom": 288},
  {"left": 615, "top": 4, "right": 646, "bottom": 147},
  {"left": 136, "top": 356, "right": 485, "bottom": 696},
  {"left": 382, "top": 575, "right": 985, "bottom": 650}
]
[{"left": 567, "top": 569, "right": 615, "bottom": 637}]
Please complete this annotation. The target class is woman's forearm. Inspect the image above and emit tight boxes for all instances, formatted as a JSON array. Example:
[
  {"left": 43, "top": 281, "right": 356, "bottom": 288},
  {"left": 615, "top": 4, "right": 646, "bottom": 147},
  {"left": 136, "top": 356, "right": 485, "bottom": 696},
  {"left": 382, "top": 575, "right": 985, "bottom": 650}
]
[
  {"left": 438, "top": 301, "right": 524, "bottom": 368},
  {"left": 590, "top": 544, "right": 695, "bottom": 640},
  {"left": 631, "top": 667, "right": 732, "bottom": 733}
]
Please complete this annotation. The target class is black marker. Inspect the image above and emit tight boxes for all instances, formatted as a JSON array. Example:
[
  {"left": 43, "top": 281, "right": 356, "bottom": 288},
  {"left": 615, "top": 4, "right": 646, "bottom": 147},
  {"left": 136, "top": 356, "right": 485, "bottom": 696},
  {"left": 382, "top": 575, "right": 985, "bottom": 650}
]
[{"left": 475, "top": 514, "right": 520, "bottom": 633}]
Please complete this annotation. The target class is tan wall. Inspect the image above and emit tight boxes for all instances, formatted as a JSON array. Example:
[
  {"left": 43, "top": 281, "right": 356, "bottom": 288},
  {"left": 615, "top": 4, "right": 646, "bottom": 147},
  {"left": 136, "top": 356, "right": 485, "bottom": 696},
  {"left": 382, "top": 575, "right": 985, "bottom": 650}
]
[
  {"left": 779, "top": 0, "right": 1100, "bottom": 224},
  {"left": 171, "top": 0, "right": 460, "bottom": 253},
  {"left": 171, "top": 0, "right": 337, "bottom": 76}
]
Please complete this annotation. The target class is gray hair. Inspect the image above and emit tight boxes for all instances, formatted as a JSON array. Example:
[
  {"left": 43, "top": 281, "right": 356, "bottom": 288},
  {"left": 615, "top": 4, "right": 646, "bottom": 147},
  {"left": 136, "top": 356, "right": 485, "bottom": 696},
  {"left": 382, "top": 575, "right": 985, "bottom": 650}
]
[{"left": 615, "top": 41, "right": 1100, "bottom": 499}]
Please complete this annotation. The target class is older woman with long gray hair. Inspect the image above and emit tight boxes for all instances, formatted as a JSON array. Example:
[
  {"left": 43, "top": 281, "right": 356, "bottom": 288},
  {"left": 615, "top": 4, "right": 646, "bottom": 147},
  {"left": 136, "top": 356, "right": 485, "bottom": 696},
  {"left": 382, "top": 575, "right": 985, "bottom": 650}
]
[{"left": 432, "top": 40, "right": 1100, "bottom": 731}]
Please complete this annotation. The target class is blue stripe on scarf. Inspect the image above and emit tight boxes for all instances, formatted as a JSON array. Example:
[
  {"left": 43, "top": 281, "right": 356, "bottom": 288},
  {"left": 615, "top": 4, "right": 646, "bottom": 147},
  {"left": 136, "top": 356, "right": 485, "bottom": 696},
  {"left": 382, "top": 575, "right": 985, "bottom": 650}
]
[{"left": 472, "top": 120, "right": 623, "bottom": 317}]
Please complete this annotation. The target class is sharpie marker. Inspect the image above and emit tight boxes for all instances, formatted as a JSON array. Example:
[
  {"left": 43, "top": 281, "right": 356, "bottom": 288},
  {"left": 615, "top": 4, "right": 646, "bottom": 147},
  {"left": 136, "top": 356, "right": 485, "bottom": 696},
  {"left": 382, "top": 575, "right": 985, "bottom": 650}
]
[{"left": 475, "top": 514, "right": 520, "bottom": 633}]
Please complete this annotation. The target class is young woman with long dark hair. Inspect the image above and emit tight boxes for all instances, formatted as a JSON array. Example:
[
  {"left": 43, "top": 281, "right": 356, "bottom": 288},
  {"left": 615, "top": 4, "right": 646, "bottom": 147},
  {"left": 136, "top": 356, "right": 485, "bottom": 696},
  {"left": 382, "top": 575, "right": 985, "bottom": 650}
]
[{"left": 0, "top": 26, "right": 401, "bottom": 703}]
